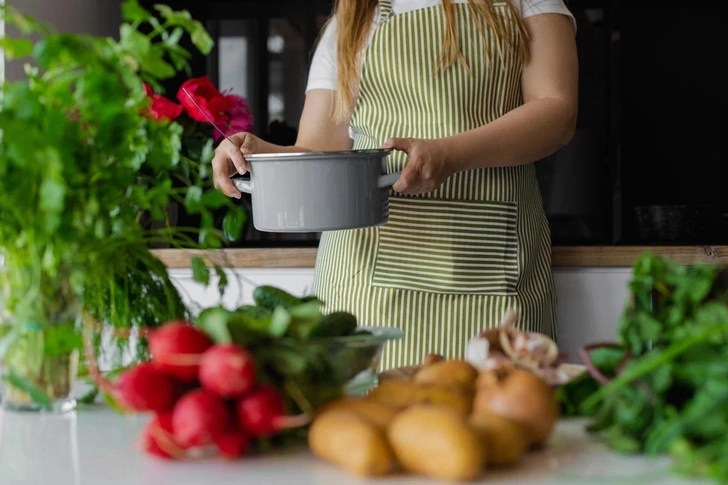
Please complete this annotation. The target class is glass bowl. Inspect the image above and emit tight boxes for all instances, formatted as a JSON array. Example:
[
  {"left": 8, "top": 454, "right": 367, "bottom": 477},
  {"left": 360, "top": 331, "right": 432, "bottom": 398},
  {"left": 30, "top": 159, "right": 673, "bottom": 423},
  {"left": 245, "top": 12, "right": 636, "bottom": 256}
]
[{"left": 308, "top": 325, "right": 404, "bottom": 396}]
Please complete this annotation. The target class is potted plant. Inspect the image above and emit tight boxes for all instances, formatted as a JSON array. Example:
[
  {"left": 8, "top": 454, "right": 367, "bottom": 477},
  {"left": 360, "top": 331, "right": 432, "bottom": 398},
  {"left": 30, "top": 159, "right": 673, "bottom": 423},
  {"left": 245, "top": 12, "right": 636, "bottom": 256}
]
[{"left": 0, "top": 0, "right": 246, "bottom": 412}]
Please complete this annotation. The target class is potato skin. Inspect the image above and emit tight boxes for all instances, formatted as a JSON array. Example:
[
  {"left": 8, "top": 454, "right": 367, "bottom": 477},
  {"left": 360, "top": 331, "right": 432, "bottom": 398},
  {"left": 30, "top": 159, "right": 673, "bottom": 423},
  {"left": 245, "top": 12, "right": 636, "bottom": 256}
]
[
  {"left": 308, "top": 409, "right": 396, "bottom": 477},
  {"left": 316, "top": 397, "right": 398, "bottom": 429},
  {"left": 368, "top": 380, "right": 473, "bottom": 415},
  {"left": 387, "top": 405, "right": 486, "bottom": 482},
  {"left": 413, "top": 359, "right": 479, "bottom": 390},
  {"left": 470, "top": 412, "right": 529, "bottom": 467}
]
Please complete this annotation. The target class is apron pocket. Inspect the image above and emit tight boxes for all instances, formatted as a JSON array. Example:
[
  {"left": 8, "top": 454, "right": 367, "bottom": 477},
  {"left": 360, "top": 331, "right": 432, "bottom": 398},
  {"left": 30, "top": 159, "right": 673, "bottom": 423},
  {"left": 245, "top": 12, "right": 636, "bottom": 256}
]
[{"left": 372, "top": 197, "right": 519, "bottom": 296}]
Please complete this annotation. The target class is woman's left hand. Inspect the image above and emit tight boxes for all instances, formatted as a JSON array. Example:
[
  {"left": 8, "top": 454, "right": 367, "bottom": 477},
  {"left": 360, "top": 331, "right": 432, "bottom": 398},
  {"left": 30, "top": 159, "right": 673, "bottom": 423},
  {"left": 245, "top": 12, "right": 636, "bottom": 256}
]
[{"left": 382, "top": 137, "right": 457, "bottom": 195}]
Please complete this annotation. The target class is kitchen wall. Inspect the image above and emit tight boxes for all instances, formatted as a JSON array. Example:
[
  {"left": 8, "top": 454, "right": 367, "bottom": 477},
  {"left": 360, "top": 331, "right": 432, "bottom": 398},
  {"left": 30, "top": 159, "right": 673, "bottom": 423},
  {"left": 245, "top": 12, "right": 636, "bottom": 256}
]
[
  {"left": 2, "top": 0, "right": 121, "bottom": 82},
  {"left": 168, "top": 266, "right": 633, "bottom": 365}
]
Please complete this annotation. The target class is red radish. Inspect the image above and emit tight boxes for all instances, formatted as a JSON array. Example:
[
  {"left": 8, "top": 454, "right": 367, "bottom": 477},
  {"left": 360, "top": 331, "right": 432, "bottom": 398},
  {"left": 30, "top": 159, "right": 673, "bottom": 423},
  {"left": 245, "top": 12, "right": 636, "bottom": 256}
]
[
  {"left": 149, "top": 321, "right": 213, "bottom": 382},
  {"left": 172, "top": 389, "right": 231, "bottom": 448},
  {"left": 236, "top": 386, "right": 310, "bottom": 438},
  {"left": 114, "top": 363, "right": 177, "bottom": 413},
  {"left": 213, "top": 428, "right": 249, "bottom": 459},
  {"left": 140, "top": 413, "right": 186, "bottom": 460},
  {"left": 199, "top": 344, "right": 256, "bottom": 398}
]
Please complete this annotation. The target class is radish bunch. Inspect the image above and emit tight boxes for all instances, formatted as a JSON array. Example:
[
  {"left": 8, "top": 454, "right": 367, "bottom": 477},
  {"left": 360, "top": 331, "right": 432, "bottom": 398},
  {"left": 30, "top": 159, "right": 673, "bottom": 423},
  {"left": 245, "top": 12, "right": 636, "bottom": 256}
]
[{"left": 111, "top": 320, "right": 301, "bottom": 460}]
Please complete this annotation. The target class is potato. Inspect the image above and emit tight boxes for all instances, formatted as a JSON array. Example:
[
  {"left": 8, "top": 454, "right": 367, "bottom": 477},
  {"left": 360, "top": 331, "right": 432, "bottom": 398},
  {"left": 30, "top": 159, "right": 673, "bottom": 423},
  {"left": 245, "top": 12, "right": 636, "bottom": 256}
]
[
  {"left": 368, "top": 380, "right": 473, "bottom": 415},
  {"left": 470, "top": 412, "right": 529, "bottom": 467},
  {"left": 414, "top": 359, "right": 479, "bottom": 390},
  {"left": 316, "top": 397, "right": 398, "bottom": 429},
  {"left": 308, "top": 409, "right": 396, "bottom": 477},
  {"left": 387, "top": 405, "right": 486, "bottom": 482},
  {"left": 423, "top": 353, "right": 445, "bottom": 366}
]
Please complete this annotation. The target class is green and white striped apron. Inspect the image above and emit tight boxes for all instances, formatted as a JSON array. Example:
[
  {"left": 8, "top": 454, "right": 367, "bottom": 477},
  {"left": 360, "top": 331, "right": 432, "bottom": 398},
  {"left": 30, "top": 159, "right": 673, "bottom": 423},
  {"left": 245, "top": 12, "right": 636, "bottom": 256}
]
[{"left": 313, "top": 0, "right": 557, "bottom": 370}]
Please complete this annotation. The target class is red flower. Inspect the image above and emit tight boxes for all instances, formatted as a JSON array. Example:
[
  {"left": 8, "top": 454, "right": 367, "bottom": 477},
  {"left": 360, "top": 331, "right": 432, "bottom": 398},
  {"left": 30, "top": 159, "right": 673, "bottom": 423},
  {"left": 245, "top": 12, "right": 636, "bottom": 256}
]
[
  {"left": 177, "top": 76, "right": 234, "bottom": 125},
  {"left": 143, "top": 83, "right": 183, "bottom": 121},
  {"left": 213, "top": 94, "right": 254, "bottom": 142}
]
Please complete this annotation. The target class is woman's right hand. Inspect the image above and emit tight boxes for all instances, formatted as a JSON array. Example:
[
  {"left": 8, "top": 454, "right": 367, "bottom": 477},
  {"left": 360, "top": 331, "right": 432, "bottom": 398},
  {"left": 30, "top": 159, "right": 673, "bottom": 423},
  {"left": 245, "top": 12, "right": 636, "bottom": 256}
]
[{"left": 212, "top": 132, "right": 268, "bottom": 199}]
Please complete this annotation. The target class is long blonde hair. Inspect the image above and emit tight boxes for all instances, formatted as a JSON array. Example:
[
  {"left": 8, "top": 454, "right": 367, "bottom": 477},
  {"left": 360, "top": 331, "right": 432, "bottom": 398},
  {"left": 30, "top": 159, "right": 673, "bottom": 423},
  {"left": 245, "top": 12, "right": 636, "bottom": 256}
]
[{"left": 329, "top": 0, "right": 530, "bottom": 122}]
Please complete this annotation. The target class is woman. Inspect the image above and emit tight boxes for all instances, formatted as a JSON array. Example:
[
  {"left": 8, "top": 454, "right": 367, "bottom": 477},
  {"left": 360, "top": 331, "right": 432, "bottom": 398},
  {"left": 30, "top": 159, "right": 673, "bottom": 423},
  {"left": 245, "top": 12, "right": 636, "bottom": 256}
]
[{"left": 212, "top": 0, "right": 578, "bottom": 370}]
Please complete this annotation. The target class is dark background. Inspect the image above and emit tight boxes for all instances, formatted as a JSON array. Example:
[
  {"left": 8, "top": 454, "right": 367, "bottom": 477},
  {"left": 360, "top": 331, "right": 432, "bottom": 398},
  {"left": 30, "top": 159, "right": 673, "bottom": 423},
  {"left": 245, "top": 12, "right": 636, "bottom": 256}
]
[{"left": 140, "top": 0, "right": 726, "bottom": 247}]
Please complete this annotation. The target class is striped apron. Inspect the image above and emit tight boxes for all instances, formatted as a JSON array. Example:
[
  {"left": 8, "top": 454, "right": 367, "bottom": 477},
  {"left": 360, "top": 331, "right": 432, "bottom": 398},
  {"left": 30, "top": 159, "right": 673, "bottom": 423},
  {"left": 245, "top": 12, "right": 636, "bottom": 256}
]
[{"left": 313, "top": 0, "right": 557, "bottom": 370}]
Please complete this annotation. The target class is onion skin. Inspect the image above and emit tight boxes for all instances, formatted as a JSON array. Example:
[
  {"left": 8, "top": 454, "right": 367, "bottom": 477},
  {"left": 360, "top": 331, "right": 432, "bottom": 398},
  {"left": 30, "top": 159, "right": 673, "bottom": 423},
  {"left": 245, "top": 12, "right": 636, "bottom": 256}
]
[{"left": 472, "top": 368, "right": 559, "bottom": 448}]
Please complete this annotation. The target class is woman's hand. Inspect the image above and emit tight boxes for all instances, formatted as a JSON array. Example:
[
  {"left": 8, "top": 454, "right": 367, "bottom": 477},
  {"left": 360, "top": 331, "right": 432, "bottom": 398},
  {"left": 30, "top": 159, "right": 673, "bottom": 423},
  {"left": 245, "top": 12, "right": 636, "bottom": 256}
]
[
  {"left": 211, "top": 132, "right": 272, "bottom": 199},
  {"left": 383, "top": 137, "right": 458, "bottom": 195}
]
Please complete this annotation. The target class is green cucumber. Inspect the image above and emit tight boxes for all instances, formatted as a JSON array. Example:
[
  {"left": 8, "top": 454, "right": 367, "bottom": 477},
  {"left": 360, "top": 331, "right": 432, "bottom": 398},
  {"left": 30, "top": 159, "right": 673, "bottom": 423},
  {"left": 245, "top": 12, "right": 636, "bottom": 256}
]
[
  {"left": 253, "top": 285, "right": 302, "bottom": 310},
  {"left": 309, "top": 311, "right": 358, "bottom": 338}
]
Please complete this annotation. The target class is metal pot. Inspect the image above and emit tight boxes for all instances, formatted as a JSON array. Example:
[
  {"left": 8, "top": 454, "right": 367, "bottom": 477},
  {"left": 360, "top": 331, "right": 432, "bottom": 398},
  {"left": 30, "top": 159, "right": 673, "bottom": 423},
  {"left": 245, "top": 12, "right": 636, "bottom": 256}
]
[{"left": 232, "top": 149, "right": 400, "bottom": 232}]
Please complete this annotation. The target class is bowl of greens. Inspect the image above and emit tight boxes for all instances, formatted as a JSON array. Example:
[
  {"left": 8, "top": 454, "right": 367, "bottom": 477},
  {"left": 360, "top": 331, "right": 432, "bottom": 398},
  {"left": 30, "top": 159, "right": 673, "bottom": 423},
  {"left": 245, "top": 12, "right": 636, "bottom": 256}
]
[{"left": 194, "top": 286, "right": 403, "bottom": 410}]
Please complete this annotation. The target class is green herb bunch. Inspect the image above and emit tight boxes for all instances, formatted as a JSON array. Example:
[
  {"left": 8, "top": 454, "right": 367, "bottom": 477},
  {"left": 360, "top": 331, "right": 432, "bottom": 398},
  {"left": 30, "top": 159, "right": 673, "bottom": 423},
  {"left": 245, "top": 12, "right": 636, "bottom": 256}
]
[
  {"left": 0, "top": 0, "right": 244, "bottom": 401},
  {"left": 562, "top": 253, "right": 728, "bottom": 483}
]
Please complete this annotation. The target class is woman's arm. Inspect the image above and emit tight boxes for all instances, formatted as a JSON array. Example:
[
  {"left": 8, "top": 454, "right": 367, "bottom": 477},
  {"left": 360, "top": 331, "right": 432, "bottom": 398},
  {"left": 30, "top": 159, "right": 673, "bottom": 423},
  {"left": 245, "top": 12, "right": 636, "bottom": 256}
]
[
  {"left": 385, "top": 13, "right": 578, "bottom": 194},
  {"left": 446, "top": 13, "right": 579, "bottom": 171},
  {"left": 211, "top": 89, "right": 352, "bottom": 198}
]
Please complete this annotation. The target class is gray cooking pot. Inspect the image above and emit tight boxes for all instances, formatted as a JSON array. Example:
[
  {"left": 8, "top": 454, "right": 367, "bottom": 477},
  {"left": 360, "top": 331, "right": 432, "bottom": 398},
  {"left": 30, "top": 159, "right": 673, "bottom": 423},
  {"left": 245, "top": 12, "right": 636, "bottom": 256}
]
[{"left": 232, "top": 148, "right": 400, "bottom": 232}]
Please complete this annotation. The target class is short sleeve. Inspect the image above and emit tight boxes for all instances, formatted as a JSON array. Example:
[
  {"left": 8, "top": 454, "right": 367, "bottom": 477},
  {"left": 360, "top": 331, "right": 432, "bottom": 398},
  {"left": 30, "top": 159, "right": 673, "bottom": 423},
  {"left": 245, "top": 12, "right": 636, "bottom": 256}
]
[
  {"left": 518, "top": 0, "right": 577, "bottom": 34},
  {"left": 305, "top": 18, "right": 338, "bottom": 93}
]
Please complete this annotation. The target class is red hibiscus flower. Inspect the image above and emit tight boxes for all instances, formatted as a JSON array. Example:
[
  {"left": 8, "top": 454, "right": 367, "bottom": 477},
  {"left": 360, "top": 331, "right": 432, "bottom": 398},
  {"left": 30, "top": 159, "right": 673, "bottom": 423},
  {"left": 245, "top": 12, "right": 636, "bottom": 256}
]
[
  {"left": 213, "top": 94, "right": 254, "bottom": 142},
  {"left": 177, "top": 76, "right": 235, "bottom": 125},
  {"left": 143, "top": 83, "right": 183, "bottom": 121}
]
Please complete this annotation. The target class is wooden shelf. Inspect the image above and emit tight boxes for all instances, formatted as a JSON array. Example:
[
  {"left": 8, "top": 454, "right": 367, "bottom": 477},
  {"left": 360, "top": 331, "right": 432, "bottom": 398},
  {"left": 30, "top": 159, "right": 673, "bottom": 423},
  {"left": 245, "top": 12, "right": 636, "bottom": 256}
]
[{"left": 152, "top": 246, "right": 728, "bottom": 269}]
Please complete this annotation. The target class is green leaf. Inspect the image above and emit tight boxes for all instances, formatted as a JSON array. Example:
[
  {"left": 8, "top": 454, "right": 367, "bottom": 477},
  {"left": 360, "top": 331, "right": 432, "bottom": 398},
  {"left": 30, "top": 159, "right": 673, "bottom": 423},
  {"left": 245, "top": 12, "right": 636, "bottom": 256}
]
[
  {"left": 201, "top": 190, "right": 231, "bottom": 210},
  {"left": 184, "top": 186, "right": 203, "bottom": 214},
  {"left": 190, "top": 25, "right": 214, "bottom": 54},
  {"left": 121, "top": 0, "right": 150, "bottom": 23},
  {"left": 4, "top": 372, "right": 52, "bottom": 410},
  {"left": 215, "top": 265, "right": 228, "bottom": 296},
  {"left": 196, "top": 306, "right": 232, "bottom": 344},
  {"left": 0, "top": 38, "right": 34, "bottom": 60},
  {"left": 223, "top": 208, "right": 246, "bottom": 242},
  {"left": 269, "top": 307, "right": 292, "bottom": 338},
  {"left": 191, "top": 256, "right": 210, "bottom": 285}
]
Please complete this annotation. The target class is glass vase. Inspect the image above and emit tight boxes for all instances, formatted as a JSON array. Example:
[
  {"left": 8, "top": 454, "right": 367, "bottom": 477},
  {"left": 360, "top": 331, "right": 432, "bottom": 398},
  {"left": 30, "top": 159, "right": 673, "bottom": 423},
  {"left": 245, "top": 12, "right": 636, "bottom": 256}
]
[{"left": 0, "top": 278, "right": 81, "bottom": 413}]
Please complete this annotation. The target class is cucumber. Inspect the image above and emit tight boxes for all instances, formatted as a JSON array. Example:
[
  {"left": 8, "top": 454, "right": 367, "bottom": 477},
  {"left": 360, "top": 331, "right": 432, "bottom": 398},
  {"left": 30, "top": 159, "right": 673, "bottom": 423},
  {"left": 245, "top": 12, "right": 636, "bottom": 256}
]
[
  {"left": 253, "top": 285, "right": 302, "bottom": 310},
  {"left": 309, "top": 311, "right": 358, "bottom": 338}
]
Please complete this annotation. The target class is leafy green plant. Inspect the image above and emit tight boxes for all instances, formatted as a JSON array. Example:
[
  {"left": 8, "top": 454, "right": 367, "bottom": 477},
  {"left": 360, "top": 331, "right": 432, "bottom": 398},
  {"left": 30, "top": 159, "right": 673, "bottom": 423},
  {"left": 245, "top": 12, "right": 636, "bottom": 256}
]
[
  {"left": 573, "top": 253, "right": 728, "bottom": 484},
  {"left": 0, "top": 0, "right": 245, "bottom": 408}
]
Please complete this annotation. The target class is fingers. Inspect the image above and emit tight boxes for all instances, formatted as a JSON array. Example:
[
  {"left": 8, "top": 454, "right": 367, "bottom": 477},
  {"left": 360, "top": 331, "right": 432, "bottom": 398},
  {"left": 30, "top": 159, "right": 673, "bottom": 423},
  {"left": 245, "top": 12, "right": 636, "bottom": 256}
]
[
  {"left": 212, "top": 159, "right": 242, "bottom": 199},
  {"left": 383, "top": 137, "right": 414, "bottom": 154},
  {"left": 392, "top": 163, "right": 423, "bottom": 194}
]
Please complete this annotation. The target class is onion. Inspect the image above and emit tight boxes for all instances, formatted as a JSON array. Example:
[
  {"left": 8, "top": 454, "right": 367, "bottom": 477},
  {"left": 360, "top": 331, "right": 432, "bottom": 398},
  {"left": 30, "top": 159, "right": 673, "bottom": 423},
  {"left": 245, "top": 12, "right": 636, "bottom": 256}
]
[{"left": 472, "top": 367, "right": 559, "bottom": 448}]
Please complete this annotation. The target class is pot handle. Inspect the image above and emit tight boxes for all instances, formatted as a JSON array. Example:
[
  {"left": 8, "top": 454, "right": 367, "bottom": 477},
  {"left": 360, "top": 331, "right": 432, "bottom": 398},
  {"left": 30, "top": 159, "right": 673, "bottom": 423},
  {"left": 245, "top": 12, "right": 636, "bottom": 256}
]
[
  {"left": 378, "top": 171, "right": 401, "bottom": 189},
  {"left": 232, "top": 176, "right": 252, "bottom": 194}
]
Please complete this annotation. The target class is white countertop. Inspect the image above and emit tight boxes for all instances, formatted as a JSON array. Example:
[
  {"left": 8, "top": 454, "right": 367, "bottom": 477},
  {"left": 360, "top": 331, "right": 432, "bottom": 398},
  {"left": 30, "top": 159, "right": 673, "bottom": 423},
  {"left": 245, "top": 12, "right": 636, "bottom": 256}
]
[{"left": 0, "top": 405, "right": 707, "bottom": 485}]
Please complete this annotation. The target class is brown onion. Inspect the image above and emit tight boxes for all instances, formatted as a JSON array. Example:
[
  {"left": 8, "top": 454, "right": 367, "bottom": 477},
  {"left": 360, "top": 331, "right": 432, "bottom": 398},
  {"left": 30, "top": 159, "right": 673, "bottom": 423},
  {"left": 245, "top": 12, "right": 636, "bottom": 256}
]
[{"left": 472, "top": 367, "right": 559, "bottom": 448}]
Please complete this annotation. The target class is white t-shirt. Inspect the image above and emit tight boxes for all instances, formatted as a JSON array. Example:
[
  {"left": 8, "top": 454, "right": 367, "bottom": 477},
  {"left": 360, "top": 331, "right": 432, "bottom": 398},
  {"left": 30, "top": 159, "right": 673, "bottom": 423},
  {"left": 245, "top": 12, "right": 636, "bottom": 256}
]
[{"left": 306, "top": 0, "right": 576, "bottom": 93}]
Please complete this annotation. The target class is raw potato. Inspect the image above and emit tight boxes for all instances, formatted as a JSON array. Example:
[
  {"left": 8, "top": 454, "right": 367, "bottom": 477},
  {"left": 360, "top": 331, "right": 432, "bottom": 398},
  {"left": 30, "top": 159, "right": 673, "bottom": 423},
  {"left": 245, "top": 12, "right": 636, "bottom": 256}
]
[
  {"left": 368, "top": 380, "right": 473, "bottom": 415},
  {"left": 470, "top": 412, "right": 529, "bottom": 467},
  {"left": 423, "top": 353, "right": 444, "bottom": 366},
  {"left": 388, "top": 405, "right": 486, "bottom": 482},
  {"left": 414, "top": 359, "right": 479, "bottom": 389},
  {"left": 308, "top": 409, "right": 396, "bottom": 477},
  {"left": 316, "top": 397, "right": 398, "bottom": 429}
]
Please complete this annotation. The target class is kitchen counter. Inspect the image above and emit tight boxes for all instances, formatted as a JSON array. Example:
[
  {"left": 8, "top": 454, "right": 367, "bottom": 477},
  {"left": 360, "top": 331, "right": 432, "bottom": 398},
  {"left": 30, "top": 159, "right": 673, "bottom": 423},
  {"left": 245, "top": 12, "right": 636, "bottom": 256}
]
[
  {"left": 150, "top": 245, "right": 728, "bottom": 269},
  {"left": 0, "top": 406, "right": 709, "bottom": 485}
]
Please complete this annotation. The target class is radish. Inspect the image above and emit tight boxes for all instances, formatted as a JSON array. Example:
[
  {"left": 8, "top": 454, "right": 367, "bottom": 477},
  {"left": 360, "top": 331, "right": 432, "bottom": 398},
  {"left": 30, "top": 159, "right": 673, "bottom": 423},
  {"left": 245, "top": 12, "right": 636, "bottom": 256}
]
[
  {"left": 114, "top": 363, "right": 177, "bottom": 413},
  {"left": 213, "top": 428, "right": 249, "bottom": 459},
  {"left": 140, "top": 413, "right": 186, "bottom": 460},
  {"left": 199, "top": 344, "right": 256, "bottom": 399},
  {"left": 149, "top": 321, "right": 213, "bottom": 382},
  {"left": 172, "top": 389, "right": 231, "bottom": 448},
  {"left": 236, "top": 386, "right": 310, "bottom": 438}
]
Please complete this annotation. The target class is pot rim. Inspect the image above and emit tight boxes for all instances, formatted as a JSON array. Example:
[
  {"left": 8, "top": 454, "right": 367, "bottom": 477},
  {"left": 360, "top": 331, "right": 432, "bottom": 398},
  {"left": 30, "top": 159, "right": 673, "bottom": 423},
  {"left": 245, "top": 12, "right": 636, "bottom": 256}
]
[{"left": 244, "top": 148, "right": 391, "bottom": 161}]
